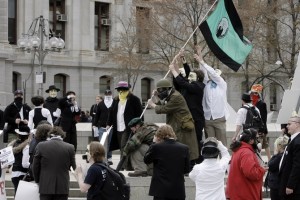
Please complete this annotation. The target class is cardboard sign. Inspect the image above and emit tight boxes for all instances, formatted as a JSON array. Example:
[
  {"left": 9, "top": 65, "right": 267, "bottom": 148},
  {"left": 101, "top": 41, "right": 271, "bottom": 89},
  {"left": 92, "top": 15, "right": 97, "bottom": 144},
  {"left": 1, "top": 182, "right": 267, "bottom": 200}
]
[
  {"left": 0, "top": 169, "right": 7, "bottom": 200},
  {"left": 0, "top": 146, "right": 15, "bottom": 169}
]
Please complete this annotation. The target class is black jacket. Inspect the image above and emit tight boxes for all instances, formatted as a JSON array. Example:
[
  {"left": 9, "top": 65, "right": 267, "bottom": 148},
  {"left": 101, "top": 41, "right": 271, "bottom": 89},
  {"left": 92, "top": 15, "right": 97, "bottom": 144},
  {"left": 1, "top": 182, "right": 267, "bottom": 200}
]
[
  {"left": 93, "top": 102, "right": 110, "bottom": 128},
  {"left": 144, "top": 139, "right": 190, "bottom": 199},
  {"left": 268, "top": 153, "right": 283, "bottom": 189},
  {"left": 4, "top": 102, "right": 31, "bottom": 133},
  {"left": 107, "top": 93, "right": 142, "bottom": 151},
  {"left": 255, "top": 100, "right": 268, "bottom": 134},
  {"left": 44, "top": 97, "right": 59, "bottom": 122},
  {"left": 279, "top": 134, "right": 300, "bottom": 198}
]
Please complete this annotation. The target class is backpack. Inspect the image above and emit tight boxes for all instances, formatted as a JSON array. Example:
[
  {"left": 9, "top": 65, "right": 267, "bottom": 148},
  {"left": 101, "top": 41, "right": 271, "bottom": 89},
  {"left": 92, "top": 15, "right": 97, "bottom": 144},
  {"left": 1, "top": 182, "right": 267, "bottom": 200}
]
[
  {"left": 96, "top": 163, "right": 130, "bottom": 200},
  {"left": 242, "top": 106, "right": 264, "bottom": 133}
]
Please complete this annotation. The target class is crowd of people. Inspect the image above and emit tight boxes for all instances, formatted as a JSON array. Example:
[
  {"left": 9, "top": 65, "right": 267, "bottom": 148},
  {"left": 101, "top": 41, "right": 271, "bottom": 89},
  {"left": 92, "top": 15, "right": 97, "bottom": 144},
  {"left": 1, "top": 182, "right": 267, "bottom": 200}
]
[{"left": 0, "top": 47, "right": 299, "bottom": 200}]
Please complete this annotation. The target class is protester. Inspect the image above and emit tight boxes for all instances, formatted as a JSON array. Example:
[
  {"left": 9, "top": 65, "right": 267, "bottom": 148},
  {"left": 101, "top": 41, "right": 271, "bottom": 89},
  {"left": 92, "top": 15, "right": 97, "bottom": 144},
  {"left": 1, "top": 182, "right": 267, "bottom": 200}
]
[
  {"left": 267, "top": 135, "right": 289, "bottom": 200},
  {"left": 194, "top": 47, "right": 229, "bottom": 146},
  {"left": 279, "top": 116, "right": 300, "bottom": 199},
  {"left": 226, "top": 128, "right": 267, "bottom": 199},
  {"left": 232, "top": 93, "right": 261, "bottom": 141},
  {"left": 32, "top": 126, "right": 76, "bottom": 200},
  {"left": 189, "top": 137, "right": 230, "bottom": 200},
  {"left": 58, "top": 91, "right": 81, "bottom": 151},
  {"left": 147, "top": 79, "right": 199, "bottom": 163},
  {"left": 90, "top": 95, "right": 102, "bottom": 141},
  {"left": 3, "top": 90, "right": 31, "bottom": 143},
  {"left": 250, "top": 84, "right": 271, "bottom": 161},
  {"left": 107, "top": 81, "right": 143, "bottom": 163},
  {"left": 44, "top": 85, "right": 61, "bottom": 123},
  {"left": 79, "top": 111, "right": 89, "bottom": 122},
  {"left": 170, "top": 52, "right": 206, "bottom": 163},
  {"left": 144, "top": 125, "right": 190, "bottom": 200},
  {"left": 9, "top": 126, "right": 30, "bottom": 193},
  {"left": 123, "top": 117, "right": 158, "bottom": 177},
  {"left": 28, "top": 96, "right": 53, "bottom": 133},
  {"left": 75, "top": 142, "right": 106, "bottom": 200},
  {"left": 93, "top": 90, "right": 114, "bottom": 163}
]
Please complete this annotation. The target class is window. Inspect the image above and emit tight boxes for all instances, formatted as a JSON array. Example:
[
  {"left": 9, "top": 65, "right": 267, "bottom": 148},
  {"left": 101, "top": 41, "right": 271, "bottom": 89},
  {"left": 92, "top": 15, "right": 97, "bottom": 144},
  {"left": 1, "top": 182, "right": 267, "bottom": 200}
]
[
  {"left": 13, "top": 72, "right": 21, "bottom": 92},
  {"left": 136, "top": 7, "right": 150, "bottom": 54},
  {"left": 54, "top": 74, "right": 66, "bottom": 98},
  {"left": 270, "top": 82, "right": 277, "bottom": 111},
  {"left": 141, "top": 78, "right": 151, "bottom": 103},
  {"left": 8, "top": 0, "right": 17, "bottom": 44},
  {"left": 99, "top": 76, "right": 112, "bottom": 94},
  {"left": 95, "top": 2, "right": 110, "bottom": 51},
  {"left": 49, "top": 0, "right": 66, "bottom": 40}
]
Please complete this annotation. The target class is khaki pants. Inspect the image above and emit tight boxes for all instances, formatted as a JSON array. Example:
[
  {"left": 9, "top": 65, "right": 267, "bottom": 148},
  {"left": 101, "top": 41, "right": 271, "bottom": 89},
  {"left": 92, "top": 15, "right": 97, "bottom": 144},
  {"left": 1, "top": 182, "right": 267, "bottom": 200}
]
[{"left": 204, "top": 116, "right": 227, "bottom": 147}]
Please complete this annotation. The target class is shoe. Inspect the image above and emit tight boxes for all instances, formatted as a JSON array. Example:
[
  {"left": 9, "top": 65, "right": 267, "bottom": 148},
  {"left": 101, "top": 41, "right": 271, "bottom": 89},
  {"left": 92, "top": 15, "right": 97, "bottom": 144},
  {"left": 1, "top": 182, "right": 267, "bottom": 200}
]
[
  {"left": 128, "top": 171, "right": 148, "bottom": 177},
  {"left": 107, "top": 158, "right": 113, "bottom": 165}
]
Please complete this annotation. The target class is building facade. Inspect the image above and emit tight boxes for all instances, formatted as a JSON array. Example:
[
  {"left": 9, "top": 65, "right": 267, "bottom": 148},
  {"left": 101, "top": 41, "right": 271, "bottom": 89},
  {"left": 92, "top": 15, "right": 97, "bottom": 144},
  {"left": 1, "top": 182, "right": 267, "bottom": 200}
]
[{"left": 0, "top": 0, "right": 290, "bottom": 121}]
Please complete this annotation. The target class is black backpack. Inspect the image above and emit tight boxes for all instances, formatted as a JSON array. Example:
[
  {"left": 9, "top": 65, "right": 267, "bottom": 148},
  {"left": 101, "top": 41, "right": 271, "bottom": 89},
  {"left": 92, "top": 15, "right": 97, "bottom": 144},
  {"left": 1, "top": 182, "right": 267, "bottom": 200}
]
[
  {"left": 96, "top": 163, "right": 130, "bottom": 200},
  {"left": 242, "top": 106, "right": 264, "bottom": 132}
]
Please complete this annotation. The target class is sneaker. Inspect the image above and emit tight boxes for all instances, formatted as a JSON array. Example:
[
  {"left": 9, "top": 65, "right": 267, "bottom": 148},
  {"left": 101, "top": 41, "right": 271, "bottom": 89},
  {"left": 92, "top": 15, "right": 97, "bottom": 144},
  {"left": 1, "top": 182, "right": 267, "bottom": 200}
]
[
  {"left": 107, "top": 158, "right": 113, "bottom": 165},
  {"left": 128, "top": 171, "right": 148, "bottom": 177}
]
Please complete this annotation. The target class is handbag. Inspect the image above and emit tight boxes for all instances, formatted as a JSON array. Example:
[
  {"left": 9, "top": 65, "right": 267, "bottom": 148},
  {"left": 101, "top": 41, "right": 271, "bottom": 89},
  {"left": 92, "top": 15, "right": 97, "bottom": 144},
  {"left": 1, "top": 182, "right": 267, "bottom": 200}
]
[{"left": 15, "top": 180, "right": 40, "bottom": 200}]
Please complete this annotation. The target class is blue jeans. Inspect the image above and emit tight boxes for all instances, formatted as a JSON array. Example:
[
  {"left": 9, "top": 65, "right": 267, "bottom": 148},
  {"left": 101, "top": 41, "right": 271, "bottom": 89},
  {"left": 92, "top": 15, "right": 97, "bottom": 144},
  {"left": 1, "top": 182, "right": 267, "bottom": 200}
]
[{"left": 98, "top": 127, "right": 112, "bottom": 159}]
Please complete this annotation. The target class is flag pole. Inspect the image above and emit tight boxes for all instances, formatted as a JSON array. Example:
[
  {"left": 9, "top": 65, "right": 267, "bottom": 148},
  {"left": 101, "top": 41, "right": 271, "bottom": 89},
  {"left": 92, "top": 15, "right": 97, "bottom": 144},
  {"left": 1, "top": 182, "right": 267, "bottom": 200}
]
[
  {"left": 163, "top": 0, "right": 218, "bottom": 79},
  {"left": 141, "top": 0, "right": 218, "bottom": 118}
]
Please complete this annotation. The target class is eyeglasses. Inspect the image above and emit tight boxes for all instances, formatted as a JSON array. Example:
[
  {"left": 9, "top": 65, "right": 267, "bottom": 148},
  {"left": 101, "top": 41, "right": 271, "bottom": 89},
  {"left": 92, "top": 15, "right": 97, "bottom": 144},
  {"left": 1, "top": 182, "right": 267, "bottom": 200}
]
[{"left": 287, "top": 121, "right": 300, "bottom": 126}]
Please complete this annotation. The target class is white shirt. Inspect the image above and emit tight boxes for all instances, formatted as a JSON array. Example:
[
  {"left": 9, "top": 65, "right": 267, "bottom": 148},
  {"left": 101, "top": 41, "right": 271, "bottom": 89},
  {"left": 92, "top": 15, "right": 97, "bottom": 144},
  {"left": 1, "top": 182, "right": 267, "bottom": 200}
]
[
  {"left": 189, "top": 142, "right": 230, "bottom": 200},
  {"left": 117, "top": 101, "right": 127, "bottom": 132},
  {"left": 200, "top": 62, "right": 229, "bottom": 120},
  {"left": 28, "top": 106, "right": 53, "bottom": 132},
  {"left": 235, "top": 103, "right": 260, "bottom": 126}
]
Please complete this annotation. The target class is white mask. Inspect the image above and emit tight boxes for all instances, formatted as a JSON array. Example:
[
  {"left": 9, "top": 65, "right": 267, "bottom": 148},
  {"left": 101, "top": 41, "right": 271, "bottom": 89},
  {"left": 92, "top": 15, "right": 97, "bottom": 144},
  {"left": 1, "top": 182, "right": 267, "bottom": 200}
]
[
  {"left": 179, "top": 68, "right": 186, "bottom": 77},
  {"left": 104, "top": 95, "right": 113, "bottom": 108},
  {"left": 49, "top": 90, "right": 58, "bottom": 98},
  {"left": 188, "top": 72, "right": 197, "bottom": 83}
]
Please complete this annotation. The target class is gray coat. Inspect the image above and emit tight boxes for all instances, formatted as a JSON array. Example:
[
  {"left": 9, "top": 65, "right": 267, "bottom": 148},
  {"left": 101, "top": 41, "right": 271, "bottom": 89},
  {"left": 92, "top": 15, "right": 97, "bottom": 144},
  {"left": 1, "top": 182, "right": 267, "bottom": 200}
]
[
  {"left": 32, "top": 138, "right": 76, "bottom": 194},
  {"left": 155, "top": 89, "right": 199, "bottom": 160}
]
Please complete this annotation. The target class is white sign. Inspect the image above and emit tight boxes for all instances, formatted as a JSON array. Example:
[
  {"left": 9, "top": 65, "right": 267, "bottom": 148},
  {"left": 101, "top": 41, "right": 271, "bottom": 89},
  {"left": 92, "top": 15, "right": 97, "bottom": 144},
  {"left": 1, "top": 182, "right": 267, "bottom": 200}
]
[
  {"left": 0, "top": 169, "right": 7, "bottom": 200},
  {"left": 35, "top": 72, "right": 43, "bottom": 84},
  {"left": 0, "top": 146, "right": 15, "bottom": 169},
  {"left": 15, "top": 181, "right": 39, "bottom": 200}
]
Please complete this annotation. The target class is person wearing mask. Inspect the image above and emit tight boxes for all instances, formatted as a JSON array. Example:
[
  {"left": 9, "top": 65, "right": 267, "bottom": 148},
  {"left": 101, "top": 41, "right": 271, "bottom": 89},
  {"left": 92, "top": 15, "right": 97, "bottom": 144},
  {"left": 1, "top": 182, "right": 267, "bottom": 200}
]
[
  {"left": 123, "top": 117, "right": 158, "bottom": 177},
  {"left": 147, "top": 79, "right": 199, "bottom": 163},
  {"left": 107, "top": 81, "right": 142, "bottom": 163},
  {"left": 170, "top": 53, "right": 206, "bottom": 163},
  {"left": 3, "top": 90, "right": 31, "bottom": 143},
  {"left": 250, "top": 84, "right": 271, "bottom": 161},
  {"left": 189, "top": 137, "right": 230, "bottom": 200},
  {"left": 194, "top": 47, "right": 229, "bottom": 146},
  {"left": 44, "top": 85, "right": 61, "bottom": 123},
  {"left": 93, "top": 90, "right": 114, "bottom": 164},
  {"left": 28, "top": 96, "right": 53, "bottom": 133},
  {"left": 144, "top": 124, "right": 190, "bottom": 200},
  {"left": 32, "top": 126, "right": 76, "bottom": 200},
  {"left": 58, "top": 91, "right": 81, "bottom": 151},
  {"left": 8, "top": 126, "right": 30, "bottom": 193},
  {"left": 226, "top": 128, "right": 267, "bottom": 200}
]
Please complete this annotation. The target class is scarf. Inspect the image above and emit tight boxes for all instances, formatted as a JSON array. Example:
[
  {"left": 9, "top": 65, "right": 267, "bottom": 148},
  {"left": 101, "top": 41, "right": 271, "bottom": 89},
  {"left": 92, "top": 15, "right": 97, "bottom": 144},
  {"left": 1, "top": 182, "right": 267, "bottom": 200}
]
[
  {"left": 118, "top": 91, "right": 129, "bottom": 105},
  {"left": 104, "top": 96, "right": 113, "bottom": 108},
  {"left": 251, "top": 94, "right": 259, "bottom": 106}
]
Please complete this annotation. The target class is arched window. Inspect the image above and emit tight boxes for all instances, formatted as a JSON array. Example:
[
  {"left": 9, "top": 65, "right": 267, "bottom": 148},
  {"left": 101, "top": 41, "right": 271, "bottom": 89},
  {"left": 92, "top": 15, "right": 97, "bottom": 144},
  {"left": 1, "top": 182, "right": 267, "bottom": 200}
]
[
  {"left": 99, "top": 76, "right": 112, "bottom": 94},
  {"left": 54, "top": 74, "right": 66, "bottom": 98},
  {"left": 270, "top": 82, "right": 278, "bottom": 111},
  {"left": 141, "top": 78, "right": 151, "bottom": 103},
  {"left": 12, "top": 71, "right": 21, "bottom": 92}
]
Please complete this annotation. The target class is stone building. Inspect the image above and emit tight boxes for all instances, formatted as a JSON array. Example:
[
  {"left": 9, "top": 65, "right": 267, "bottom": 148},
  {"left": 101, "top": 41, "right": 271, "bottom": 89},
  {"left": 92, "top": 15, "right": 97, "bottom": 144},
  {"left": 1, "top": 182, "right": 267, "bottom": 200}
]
[{"left": 0, "top": 0, "right": 291, "bottom": 122}]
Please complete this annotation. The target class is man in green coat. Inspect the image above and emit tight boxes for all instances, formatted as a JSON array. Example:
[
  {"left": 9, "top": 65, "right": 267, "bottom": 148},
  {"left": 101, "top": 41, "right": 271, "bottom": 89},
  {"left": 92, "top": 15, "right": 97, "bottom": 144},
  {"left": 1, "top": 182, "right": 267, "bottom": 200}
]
[
  {"left": 147, "top": 79, "right": 199, "bottom": 162},
  {"left": 123, "top": 117, "right": 158, "bottom": 177}
]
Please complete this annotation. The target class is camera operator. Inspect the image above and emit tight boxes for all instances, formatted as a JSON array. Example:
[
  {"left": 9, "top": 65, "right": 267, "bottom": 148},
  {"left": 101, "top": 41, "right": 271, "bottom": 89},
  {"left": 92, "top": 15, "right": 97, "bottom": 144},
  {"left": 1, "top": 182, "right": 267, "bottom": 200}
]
[{"left": 58, "top": 91, "right": 81, "bottom": 151}]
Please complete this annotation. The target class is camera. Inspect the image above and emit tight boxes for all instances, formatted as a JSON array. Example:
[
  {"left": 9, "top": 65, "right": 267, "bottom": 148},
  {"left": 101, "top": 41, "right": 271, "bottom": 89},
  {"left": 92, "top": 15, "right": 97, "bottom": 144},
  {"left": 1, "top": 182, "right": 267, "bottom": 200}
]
[{"left": 82, "top": 154, "right": 89, "bottom": 163}]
